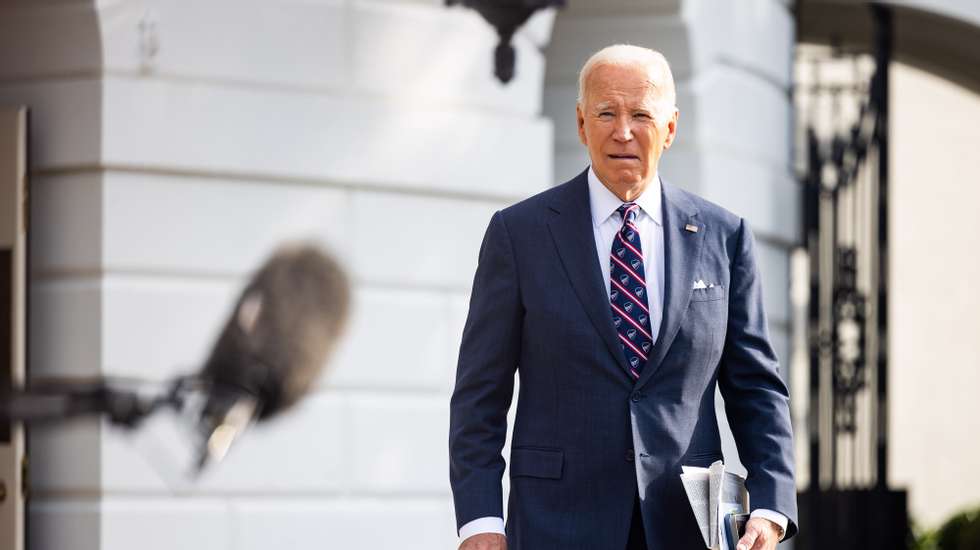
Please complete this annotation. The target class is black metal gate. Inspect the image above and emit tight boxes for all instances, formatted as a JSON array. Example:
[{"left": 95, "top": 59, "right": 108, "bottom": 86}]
[{"left": 795, "top": 5, "right": 909, "bottom": 549}]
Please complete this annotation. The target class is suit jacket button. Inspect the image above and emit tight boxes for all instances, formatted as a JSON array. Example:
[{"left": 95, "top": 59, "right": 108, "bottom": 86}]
[
  {"left": 631, "top": 392, "right": 642, "bottom": 403},
  {"left": 626, "top": 449, "right": 635, "bottom": 462}
]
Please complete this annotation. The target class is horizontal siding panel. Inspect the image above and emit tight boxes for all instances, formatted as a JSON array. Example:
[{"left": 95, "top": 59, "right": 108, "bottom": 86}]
[
  {"left": 100, "top": 171, "right": 352, "bottom": 277},
  {"left": 100, "top": 77, "right": 552, "bottom": 198},
  {"left": 348, "top": 394, "right": 449, "bottom": 493},
  {"left": 30, "top": 497, "right": 230, "bottom": 550},
  {"left": 328, "top": 287, "right": 455, "bottom": 392},
  {"left": 349, "top": 190, "right": 502, "bottom": 289},
  {"left": 232, "top": 497, "right": 456, "bottom": 550},
  {"left": 30, "top": 494, "right": 457, "bottom": 550},
  {"left": 101, "top": 0, "right": 349, "bottom": 90}
]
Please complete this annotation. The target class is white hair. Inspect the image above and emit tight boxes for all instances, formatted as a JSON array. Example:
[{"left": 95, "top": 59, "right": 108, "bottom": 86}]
[{"left": 577, "top": 44, "right": 677, "bottom": 123}]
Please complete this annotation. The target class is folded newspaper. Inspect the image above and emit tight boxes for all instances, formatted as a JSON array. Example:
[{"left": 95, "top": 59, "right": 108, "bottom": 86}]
[{"left": 680, "top": 460, "right": 750, "bottom": 550}]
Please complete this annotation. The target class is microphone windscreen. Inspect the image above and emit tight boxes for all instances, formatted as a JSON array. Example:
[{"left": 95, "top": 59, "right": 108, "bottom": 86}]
[{"left": 200, "top": 243, "right": 350, "bottom": 420}]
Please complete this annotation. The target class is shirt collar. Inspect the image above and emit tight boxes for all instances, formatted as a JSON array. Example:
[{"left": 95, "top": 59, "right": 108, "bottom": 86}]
[{"left": 587, "top": 166, "right": 663, "bottom": 227}]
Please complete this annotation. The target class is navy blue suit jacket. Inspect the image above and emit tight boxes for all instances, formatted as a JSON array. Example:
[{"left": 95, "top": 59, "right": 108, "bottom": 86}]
[{"left": 449, "top": 169, "right": 798, "bottom": 549}]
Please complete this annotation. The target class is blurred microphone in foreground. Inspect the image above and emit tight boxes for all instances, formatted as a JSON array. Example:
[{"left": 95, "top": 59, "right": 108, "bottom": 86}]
[
  {"left": 196, "top": 243, "right": 349, "bottom": 470},
  {"left": 0, "top": 242, "right": 350, "bottom": 475}
]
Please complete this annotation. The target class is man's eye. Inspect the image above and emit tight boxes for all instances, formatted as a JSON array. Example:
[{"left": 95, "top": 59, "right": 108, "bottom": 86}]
[
  {"left": 598, "top": 112, "right": 614, "bottom": 118},
  {"left": 633, "top": 113, "right": 652, "bottom": 120}
]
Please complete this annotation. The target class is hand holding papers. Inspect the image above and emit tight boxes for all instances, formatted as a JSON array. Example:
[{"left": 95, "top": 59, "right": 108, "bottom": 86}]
[{"left": 680, "top": 460, "right": 750, "bottom": 550}]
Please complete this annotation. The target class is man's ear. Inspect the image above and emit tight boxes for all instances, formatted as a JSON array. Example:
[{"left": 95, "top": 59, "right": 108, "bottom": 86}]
[
  {"left": 576, "top": 103, "right": 588, "bottom": 147},
  {"left": 662, "top": 109, "right": 679, "bottom": 149}
]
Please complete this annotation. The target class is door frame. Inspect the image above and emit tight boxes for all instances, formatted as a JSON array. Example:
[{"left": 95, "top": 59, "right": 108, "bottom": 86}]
[{"left": 0, "top": 105, "right": 28, "bottom": 550}]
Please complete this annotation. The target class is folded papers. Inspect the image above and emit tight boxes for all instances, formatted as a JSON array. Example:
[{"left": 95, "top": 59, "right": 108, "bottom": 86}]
[{"left": 680, "top": 460, "right": 749, "bottom": 550}]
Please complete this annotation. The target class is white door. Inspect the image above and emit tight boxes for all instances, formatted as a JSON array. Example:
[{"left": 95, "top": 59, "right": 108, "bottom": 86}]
[{"left": 0, "top": 106, "right": 28, "bottom": 550}]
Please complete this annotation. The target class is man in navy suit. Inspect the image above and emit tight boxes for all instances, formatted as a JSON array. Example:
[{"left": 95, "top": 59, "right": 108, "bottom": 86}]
[{"left": 449, "top": 45, "right": 797, "bottom": 550}]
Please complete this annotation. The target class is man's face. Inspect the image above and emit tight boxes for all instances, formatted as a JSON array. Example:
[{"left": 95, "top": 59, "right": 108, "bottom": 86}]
[{"left": 577, "top": 63, "right": 678, "bottom": 199}]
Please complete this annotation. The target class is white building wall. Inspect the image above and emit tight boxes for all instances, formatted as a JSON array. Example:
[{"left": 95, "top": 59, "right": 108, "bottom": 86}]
[
  {"left": 1, "top": 1, "right": 554, "bottom": 548},
  {"left": 890, "top": 61, "right": 980, "bottom": 528}
]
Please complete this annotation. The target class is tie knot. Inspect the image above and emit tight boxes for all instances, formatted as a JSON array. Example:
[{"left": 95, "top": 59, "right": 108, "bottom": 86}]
[{"left": 617, "top": 203, "right": 639, "bottom": 224}]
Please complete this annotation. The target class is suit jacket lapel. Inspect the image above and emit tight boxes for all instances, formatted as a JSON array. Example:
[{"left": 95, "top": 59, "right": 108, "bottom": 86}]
[
  {"left": 547, "top": 170, "right": 632, "bottom": 378},
  {"left": 636, "top": 180, "right": 704, "bottom": 389}
]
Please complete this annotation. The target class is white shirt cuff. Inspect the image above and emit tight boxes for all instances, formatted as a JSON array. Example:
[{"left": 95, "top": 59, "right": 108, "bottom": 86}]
[
  {"left": 750, "top": 509, "right": 788, "bottom": 541},
  {"left": 458, "top": 516, "right": 505, "bottom": 545},
  {"left": 458, "top": 512, "right": 784, "bottom": 543}
]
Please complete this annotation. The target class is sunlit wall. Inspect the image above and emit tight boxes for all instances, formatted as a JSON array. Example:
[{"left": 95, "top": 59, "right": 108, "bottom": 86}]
[{"left": 890, "top": 61, "right": 980, "bottom": 528}]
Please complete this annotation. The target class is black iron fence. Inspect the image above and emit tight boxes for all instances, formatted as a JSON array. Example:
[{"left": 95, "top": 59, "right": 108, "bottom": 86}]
[{"left": 795, "top": 5, "right": 909, "bottom": 549}]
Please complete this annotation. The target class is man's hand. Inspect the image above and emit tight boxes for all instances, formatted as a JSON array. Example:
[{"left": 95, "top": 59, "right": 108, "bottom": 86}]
[
  {"left": 459, "top": 533, "right": 506, "bottom": 550},
  {"left": 736, "top": 517, "right": 781, "bottom": 550}
]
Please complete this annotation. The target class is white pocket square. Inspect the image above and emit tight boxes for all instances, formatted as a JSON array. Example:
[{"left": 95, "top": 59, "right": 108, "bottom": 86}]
[{"left": 693, "top": 279, "right": 707, "bottom": 290}]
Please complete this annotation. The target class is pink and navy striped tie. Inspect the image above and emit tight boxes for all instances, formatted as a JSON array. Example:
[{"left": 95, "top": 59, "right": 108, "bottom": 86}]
[{"left": 609, "top": 203, "right": 654, "bottom": 379}]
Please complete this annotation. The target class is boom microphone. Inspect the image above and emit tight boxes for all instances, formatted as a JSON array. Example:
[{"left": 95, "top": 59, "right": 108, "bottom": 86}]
[
  {"left": 194, "top": 243, "right": 350, "bottom": 469},
  {"left": 0, "top": 242, "right": 351, "bottom": 477}
]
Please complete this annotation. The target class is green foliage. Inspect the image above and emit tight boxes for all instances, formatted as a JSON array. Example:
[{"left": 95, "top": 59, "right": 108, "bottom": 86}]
[{"left": 913, "top": 506, "right": 980, "bottom": 550}]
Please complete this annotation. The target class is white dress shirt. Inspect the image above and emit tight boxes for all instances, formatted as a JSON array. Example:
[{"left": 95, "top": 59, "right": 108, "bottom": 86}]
[
  {"left": 588, "top": 167, "right": 665, "bottom": 346},
  {"left": 458, "top": 167, "right": 787, "bottom": 545}
]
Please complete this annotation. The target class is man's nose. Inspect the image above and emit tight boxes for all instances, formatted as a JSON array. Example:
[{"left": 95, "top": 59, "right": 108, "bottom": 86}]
[{"left": 613, "top": 115, "right": 633, "bottom": 142}]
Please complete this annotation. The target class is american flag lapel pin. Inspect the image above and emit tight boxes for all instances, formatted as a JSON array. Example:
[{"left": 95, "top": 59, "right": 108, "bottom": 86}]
[{"left": 685, "top": 224, "right": 699, "bottom": 233}]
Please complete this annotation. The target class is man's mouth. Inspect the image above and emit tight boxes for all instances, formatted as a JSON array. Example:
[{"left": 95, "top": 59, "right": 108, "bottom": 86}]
[{"left": 608, "top": 154, "right": 640, "bottom": 161}]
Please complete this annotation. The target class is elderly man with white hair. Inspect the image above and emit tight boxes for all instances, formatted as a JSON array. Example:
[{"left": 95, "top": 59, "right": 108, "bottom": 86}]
[{"left": 449, "top": 45, "right": 798, "bottom": 550}]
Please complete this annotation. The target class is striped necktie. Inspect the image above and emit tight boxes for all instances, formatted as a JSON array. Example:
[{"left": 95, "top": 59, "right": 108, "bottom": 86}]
[{"left": 609, "top": 203, "right": 654, "bottom": 379}]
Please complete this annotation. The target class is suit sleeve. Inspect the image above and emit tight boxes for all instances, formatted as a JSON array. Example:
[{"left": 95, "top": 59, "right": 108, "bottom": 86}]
[
  {"left": 717, "top": 218, "right": 799, "bottom": 539},
  {"left": 449, "top": 210, "right": 523, "bottom": 532}
]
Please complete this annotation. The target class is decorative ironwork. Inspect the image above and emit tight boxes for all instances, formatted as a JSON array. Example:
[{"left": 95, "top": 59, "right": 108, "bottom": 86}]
[
  {"left": 799, "top": 5, "right": 888, "bottom": 492},
  {"left": 796, "top": 5, "right": 908, "bottom": 549},
  {"left": 446, "top": 0, "right": 565, "bottom": 83},
  {"left": 832, "top": 246, "right": 867, "bottom": 434}
]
